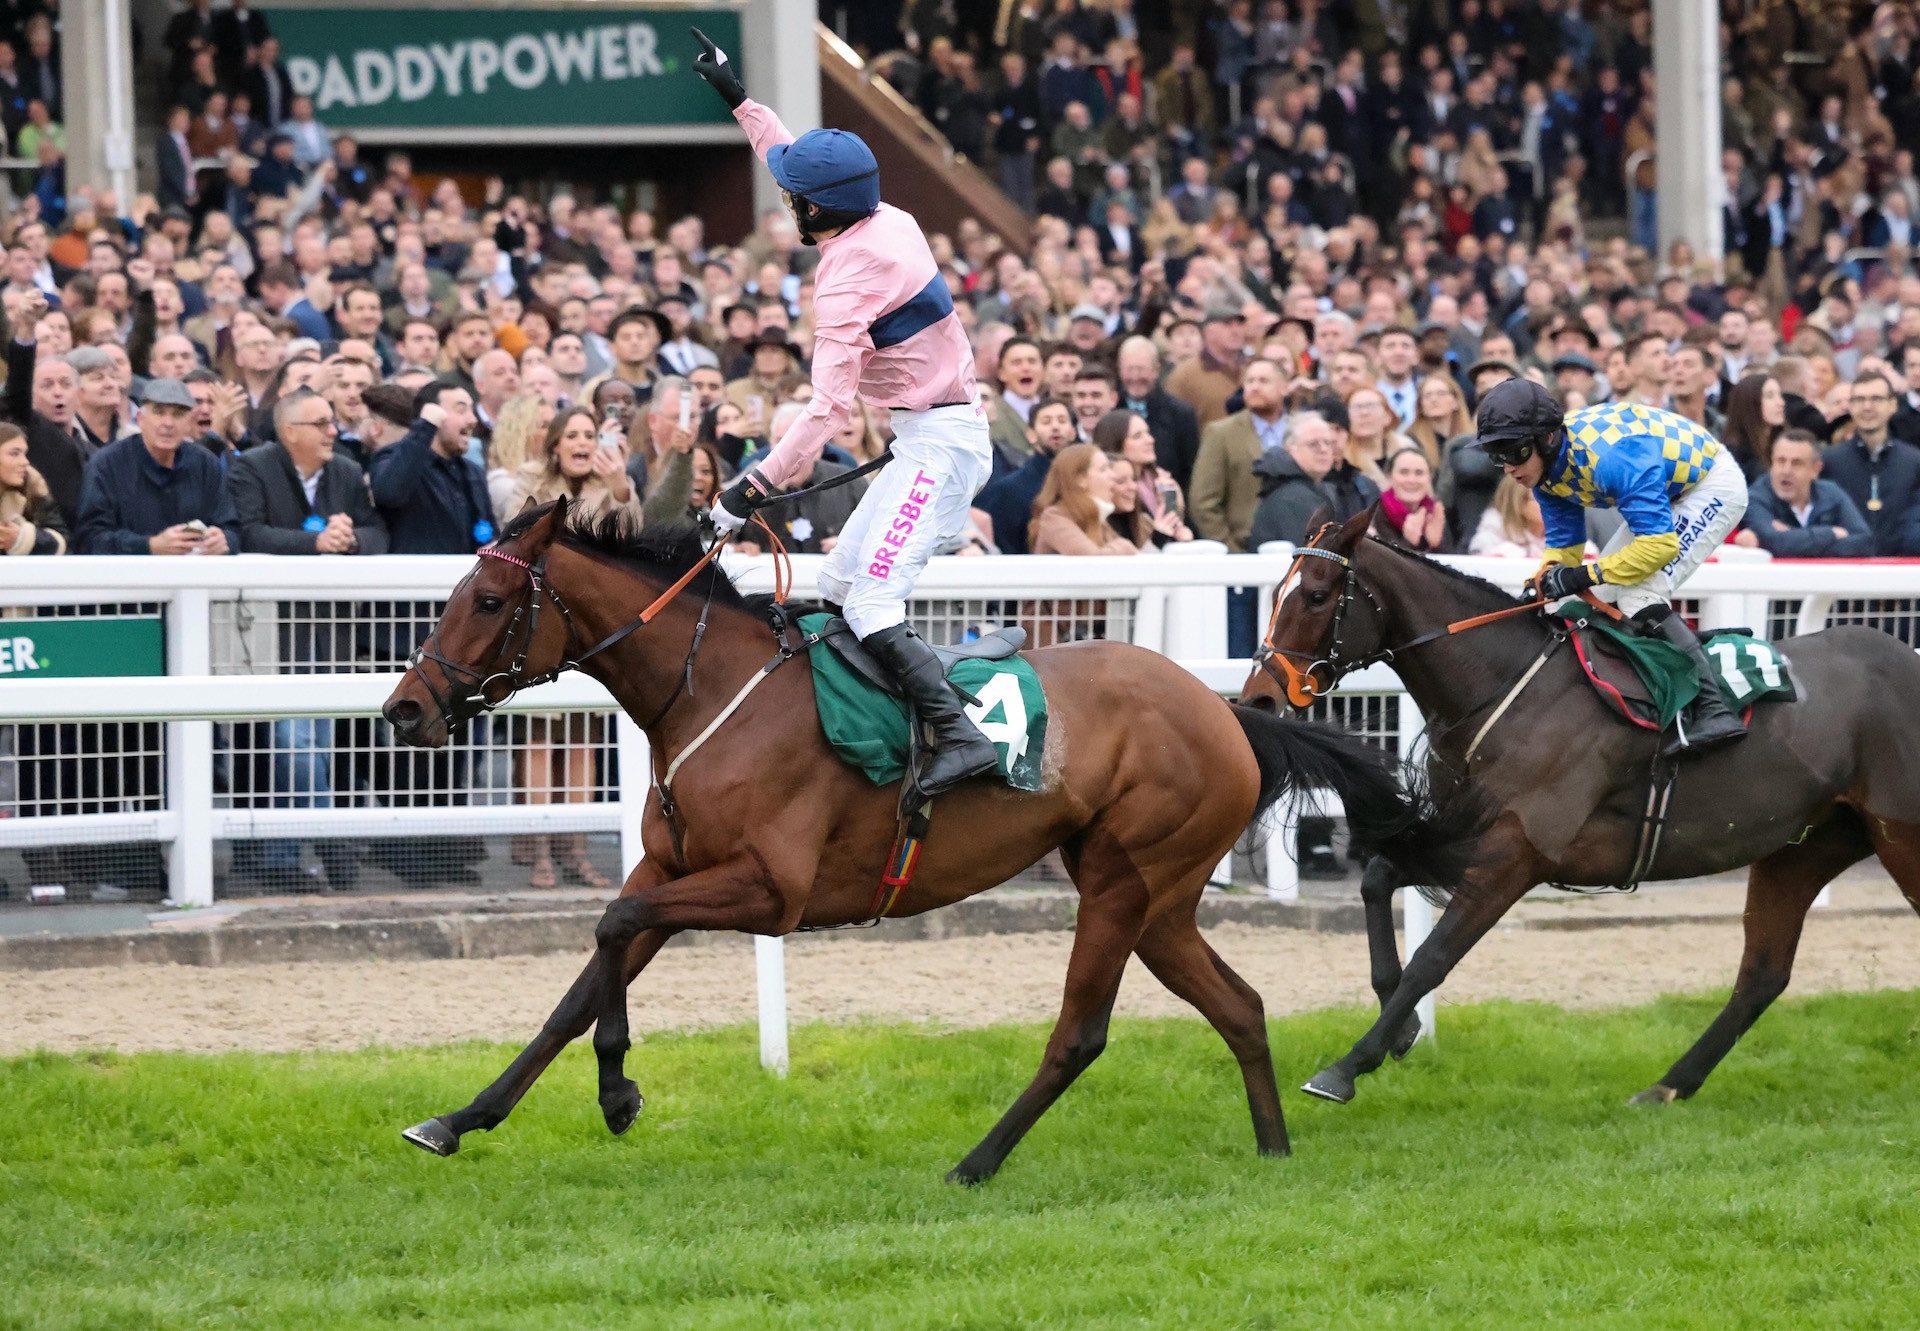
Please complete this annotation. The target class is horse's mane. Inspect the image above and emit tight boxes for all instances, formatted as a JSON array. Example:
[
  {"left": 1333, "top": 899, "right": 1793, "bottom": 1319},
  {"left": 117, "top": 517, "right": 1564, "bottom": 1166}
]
[
  {"left": 1365, "top": 534, "right": 1521, "bottom": 614},
  {"left": 502, "top": 502, "right": 748, "bottom": 610}
]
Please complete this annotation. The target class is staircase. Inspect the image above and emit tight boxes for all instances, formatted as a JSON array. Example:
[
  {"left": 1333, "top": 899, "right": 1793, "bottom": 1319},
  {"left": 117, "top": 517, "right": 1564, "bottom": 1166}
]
[{"left": 816, "top": 25, "right": 1032, "bottom": 253}]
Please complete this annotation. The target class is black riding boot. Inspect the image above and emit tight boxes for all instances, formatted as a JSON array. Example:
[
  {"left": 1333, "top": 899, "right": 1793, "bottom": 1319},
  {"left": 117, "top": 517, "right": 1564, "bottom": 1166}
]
[
  {"left": 1655, "top": 613, "right": 1748, "bottom": 756},
  {"left": 861, "top": 624, "right": 1003, "bottom": 798}
]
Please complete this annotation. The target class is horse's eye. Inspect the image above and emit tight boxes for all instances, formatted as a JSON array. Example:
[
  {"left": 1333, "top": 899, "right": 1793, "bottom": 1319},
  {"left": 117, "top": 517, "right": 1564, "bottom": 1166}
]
[
  {"left": 476, "top": 596, "right": 504, "bottom": 614},
  {"left": 1307, "top": 590, "right": 1331, "bottom": 608}
]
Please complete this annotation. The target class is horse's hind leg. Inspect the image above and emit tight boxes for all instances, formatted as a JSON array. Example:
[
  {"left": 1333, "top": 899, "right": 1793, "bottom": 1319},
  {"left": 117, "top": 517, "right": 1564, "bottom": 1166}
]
[
  {"left": 401, "top": 929, "right": 674, "bottom": 1156},
  {"left": 947, "top": 828, "right": 1149, "bottom": 1185},
  {"left": 1134, "top": 912, "right": 1289, "bottom": 1157},
  {"left": 1633, "top": 809, "right": 1870, "bottom": 1106}
]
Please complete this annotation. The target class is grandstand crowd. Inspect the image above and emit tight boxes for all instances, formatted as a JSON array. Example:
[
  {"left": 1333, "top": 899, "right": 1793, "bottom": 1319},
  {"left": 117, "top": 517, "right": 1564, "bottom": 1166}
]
[{"left": 6, "top": 0, "right": 1920, "bottom": 888}]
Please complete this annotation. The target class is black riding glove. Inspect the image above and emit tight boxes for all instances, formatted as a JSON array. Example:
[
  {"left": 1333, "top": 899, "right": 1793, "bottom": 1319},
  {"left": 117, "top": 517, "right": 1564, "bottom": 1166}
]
[
  {"left": 691, "top": 27, "right": 747, "bottom": 109},
  {"left": 1531, "top": 562, "right": 1602, "bottom": 601},
  {"left": 713, "top": 466, "right": 774, "bottom": 535}
]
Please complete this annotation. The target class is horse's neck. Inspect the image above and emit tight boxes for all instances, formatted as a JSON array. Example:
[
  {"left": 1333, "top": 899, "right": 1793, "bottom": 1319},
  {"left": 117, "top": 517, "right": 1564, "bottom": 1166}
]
[
  {"left": 558, "top": 552, "right": 762, "bottom": 756},
  {"left": 1366, "top": 548, "right": 1547, "bottom": 735}
]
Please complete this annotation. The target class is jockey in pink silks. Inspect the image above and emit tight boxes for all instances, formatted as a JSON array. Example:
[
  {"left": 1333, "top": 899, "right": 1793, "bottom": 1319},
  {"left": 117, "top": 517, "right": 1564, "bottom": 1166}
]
[{"left": 692, "top": 28, "right": 1000, "bottom": 797}]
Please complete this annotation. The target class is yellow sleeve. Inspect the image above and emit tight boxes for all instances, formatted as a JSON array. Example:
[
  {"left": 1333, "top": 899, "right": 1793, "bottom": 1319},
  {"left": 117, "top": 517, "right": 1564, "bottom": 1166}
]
[
  {"left": 1595, "top": 532, "right": 1681, "bottom": 585},
  {"left": 1542, "top": 546, "right": 1584, "bottom": 567}
]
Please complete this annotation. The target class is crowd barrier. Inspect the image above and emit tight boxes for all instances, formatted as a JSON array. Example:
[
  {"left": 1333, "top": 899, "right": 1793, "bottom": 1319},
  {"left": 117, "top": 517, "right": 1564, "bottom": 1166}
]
[{"left": 3, "top": 546, "right": 1916, "bottom": 912}]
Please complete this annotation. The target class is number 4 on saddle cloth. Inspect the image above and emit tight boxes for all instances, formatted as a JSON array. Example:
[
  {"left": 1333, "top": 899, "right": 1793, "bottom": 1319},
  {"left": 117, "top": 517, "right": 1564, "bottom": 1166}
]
[
  {"left": 1557, "top": 603, "right": 1799, "bottom": 734},
  {"left": 801, "top": 613, "right": 1049, "bottom": 793}
]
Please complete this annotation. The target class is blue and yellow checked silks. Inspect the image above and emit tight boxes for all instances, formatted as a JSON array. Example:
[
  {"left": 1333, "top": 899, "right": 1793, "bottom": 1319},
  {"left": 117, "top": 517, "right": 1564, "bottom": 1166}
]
[{"left": 1538, "top": 401, "right": 1722, "bottom": 584}]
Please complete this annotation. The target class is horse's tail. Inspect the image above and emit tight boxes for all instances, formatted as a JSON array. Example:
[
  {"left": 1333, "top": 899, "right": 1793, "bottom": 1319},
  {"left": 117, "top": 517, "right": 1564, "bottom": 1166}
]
[{"left": 1230, "top": 704, "right": 1491, "bottom": 899}]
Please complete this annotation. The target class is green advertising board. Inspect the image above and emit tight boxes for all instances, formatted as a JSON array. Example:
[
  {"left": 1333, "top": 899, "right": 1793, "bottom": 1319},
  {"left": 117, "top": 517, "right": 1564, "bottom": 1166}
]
[
  {"left": 268, "top": 7, "right": 744, "bottom": 132},
  {"left": 0, "top": 619, "right": 165, "bottom": 679}
]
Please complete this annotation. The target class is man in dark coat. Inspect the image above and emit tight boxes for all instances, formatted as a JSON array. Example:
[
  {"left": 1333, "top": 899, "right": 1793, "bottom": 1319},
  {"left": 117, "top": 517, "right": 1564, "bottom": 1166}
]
[
  {"left": 2, "top": 289, "right": 89, "bottom": 525},
  {"left": 1115, "top": 335, "right": 1200, "bottom": 491},
  {"left": 1247, "top": 406, "right": 1380, "bottom": 549},
  {"left": 230, "top": 388, "right": 387, "bottom": 555}
]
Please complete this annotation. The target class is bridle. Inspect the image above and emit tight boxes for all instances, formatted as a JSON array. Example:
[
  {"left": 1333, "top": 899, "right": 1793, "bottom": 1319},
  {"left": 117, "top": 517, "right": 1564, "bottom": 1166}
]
[
  {"left": 1253, "top": 526, "right": 1390, "bottom": 708},
  {"left": 1253, "top": 526, "right": 1609, "bottom": 709},
  {"left": 407, "top": 521, "right": 780, "bottom": 734}
]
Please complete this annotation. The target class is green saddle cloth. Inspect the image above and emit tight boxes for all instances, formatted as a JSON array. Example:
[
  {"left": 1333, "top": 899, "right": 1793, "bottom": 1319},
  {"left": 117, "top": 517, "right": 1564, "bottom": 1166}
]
[
  {"left": 799, "top": 613, "right": 1049, "bottom": 791},
  {"left": 1557, "top": 603, "right": 1798, "bottom": 729}
]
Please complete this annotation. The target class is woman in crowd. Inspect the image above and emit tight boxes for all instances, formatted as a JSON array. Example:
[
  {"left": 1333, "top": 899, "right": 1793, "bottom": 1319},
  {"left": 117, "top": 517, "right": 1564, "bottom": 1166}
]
[
  {"left": 0, "top": 423, "right": 66, "bottom": 555},
  {"left": 486, "top": 392, "right": 556, "bottom": 523},
  {"left": 1343, "top": 385, "right": 1413, "bottom": 487},
  {"left": 1722, "top": 372, "right": 1786, "bottom": 481},
  {"left": 502, "top": 406, "right": 650, "bottom": 892},
  {"left": 699, "top": 399, "right": 767, "bottom": 471},
  {"left": 1372, "top": 446, "right": 1451, "bottom": 553},
  {"left": 1091, "top": 408, "right": 1192, "bottom": 546},
  {"left": 508, "top": 406, "right": 647, "bottom": 529},
  {"left": 835, "top": 397, "right": 889, "bottom": 466},
  {"left": 1029, "top": 443, "right": 1139, "bottom": 556},
  {"left": 1468, "top": 475, "right": 1548, "bottom": 558},
  {"left": 1408, "top": 373, "right": 1471, "bottom": 468}
]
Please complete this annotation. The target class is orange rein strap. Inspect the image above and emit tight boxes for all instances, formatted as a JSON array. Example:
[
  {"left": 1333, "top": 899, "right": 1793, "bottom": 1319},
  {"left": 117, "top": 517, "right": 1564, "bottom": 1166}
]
[{"left": 1258, "top": 536, "right": 1624, "bottom": 704}]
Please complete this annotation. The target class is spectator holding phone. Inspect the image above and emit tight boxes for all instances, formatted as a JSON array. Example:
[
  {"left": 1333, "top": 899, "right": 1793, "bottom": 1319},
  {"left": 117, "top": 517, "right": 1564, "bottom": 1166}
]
[
  {"left": 1091, "top": 408, "right": 1191, "bottom": 545},
  {"left": 506, "top": 406, "right": 646, "bottom": 529},
  {"left": 74, "top": 378, "right": 237, "bottom": 554}
]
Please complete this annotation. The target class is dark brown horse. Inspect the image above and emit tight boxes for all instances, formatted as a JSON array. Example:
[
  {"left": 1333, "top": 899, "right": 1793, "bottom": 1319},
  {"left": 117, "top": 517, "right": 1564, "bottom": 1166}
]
[
  {"left": 381, "top": 501, "right": 1483, "bottom": 1181},
  {"left": 1242, "top": 508, "right": 1920, "bottom": 1108}
]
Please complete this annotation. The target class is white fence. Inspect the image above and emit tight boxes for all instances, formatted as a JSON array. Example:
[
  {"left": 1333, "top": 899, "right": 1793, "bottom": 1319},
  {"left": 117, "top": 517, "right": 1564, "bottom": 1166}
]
[
  {"left": 5, "top": 547, "right": 1920, "bottom": 910},
  {"left": 7, "top": 547, "right": 1918, "bottom": 1066}
]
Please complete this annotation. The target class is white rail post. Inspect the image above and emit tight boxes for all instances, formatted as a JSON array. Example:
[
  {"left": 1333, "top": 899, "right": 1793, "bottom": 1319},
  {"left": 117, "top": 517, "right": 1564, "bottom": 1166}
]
[
  {"left": 754, "top": 934, "right": 789, "bottom": 1075},
  {"left": 614, "top": 714, "right": 650, "bottom": 877},
  {"left": 1398, "top": 692, "right": 1437, "bottom": 1044},
  {"left": 167, "top": 588, "right": 215, "bottom": 908}
]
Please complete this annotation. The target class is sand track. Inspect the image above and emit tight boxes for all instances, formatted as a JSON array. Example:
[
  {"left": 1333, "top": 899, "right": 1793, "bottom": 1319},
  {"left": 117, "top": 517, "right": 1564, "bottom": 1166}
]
[{"left": 7, "top": 911, "right": 1920, "bottom": 1056}]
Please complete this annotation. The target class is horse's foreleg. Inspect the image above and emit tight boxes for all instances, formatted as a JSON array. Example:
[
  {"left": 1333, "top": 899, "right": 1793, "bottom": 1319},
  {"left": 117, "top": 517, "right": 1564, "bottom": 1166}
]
[
  {"left": 1303, "top": 861, "right": 1534, "bottom": 1105},
  {"left": 1637, "top": 812, "right": 1869, "bottom": 1105},
  {"left": 590, "top": 862, "right": 780, "bottom": 1137},
  {"left": 402, "top": 929, "right": 674, "bottom": 1156},
  {"left": 1357, "top": 857, "right": 1422, "bottom": 1059}
]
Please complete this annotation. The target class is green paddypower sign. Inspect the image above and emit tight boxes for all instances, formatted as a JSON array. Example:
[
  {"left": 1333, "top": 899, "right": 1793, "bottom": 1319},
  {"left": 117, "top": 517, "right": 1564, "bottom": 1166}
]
[
  {"left": 0, "top": 620, "right": 165, "bottom": 679},
  {"left": 268, "top": 7, "right": 743, "bottom": 130}
]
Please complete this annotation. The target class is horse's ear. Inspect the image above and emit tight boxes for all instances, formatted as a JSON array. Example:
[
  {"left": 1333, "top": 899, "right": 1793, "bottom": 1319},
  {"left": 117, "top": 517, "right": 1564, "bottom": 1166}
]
[
  {"left": 523, "top": 495, "right": 568, "bottom": 551},
  {"left": 1330, "top": 504, "right": 1374, "bottom": 552}
]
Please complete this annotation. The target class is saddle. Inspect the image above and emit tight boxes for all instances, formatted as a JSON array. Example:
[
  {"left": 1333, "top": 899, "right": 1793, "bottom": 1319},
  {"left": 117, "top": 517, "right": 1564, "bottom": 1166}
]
[
  {"left": 815, "top": 616, "right": 1027, "bottom": 701},
  {"left": 1560, "top": 607, "right": 1797, "bottom": 733}
]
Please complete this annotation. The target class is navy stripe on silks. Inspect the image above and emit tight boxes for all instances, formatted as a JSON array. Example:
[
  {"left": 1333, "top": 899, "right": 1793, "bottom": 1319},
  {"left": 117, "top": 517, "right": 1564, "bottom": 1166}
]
[{"left": 869, "top": 276, "right": 953, "bottom": 350}]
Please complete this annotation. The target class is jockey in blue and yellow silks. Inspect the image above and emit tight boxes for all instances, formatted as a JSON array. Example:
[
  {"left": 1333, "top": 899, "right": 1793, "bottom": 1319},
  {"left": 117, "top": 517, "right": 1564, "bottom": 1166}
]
[{"left": 1473, "top": 379, "right": 1750, "bottom": 755}]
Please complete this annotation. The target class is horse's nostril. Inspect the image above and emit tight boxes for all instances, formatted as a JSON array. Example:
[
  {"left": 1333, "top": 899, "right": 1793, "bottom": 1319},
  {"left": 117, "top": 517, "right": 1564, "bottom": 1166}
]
[{"left": 386, "top": 698, "right": 421, "bottom": 728}]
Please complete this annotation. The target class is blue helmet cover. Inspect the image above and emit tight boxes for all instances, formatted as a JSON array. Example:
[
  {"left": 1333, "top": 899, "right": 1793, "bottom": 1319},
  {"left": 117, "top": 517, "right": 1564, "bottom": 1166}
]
[{"left": 766, "top": 128, "right": 881, "bottom": 215}]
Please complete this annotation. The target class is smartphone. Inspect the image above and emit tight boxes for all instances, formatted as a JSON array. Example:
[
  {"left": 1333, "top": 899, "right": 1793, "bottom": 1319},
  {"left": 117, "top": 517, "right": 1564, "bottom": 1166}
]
[
  {"left": 184, "top": 519, "right": 208, "bottom": 535},
  {"left": 597, "top": 421, "right": 623, "bottom": 456},
  {"left": 1157, "top": 482, "right": 1179, "bottom": 510},
  {"left": 678, "top": 393, "right": 693, "bottom": 432}
]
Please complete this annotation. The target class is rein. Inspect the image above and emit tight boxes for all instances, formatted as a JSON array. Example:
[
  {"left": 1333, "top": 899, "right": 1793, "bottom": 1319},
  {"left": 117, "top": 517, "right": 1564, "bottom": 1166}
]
[
  {"left": 409, "top": 514, "right": 795, "bottom": 733},
  {"left": 1254, "top": 531, "right": 1622, "bottom": 707}
]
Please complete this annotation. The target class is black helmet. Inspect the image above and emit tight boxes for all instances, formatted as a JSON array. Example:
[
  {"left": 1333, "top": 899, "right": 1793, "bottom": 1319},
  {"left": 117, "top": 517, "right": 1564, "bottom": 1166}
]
[{"left": 1473, "top": 377, "right": 1565, "bottom": 465}]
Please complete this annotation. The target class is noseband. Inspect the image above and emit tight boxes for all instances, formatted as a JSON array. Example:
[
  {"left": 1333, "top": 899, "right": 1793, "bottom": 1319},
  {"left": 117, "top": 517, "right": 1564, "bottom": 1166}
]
[
  {"left": 408, "top": 548, "right": 583, "bottom": 730},
  {"left": 1253, "top": 538, "right": 1389, "bottom": 707}
]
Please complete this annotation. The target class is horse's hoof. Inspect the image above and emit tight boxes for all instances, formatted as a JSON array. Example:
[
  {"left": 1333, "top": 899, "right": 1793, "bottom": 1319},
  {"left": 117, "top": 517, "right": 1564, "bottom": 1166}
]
[
  {"left": 401, "top": 1118, "right": 459, "bottom": 1157},
  {"left": 1388, "top": 1014, "right": 1423, "bottom": 1061},
  {"left": 1629, "top": 1083, "right": 1680, "bottom": 1107},
  {"left": 1300, "top": 1068, "right": 1356, "bottom": 1104},
  {"left": 601, "top": 1084, "right": 645, "bottom": 1136},
  {"left": 945, "top": 1158, "right": 995, "bottom": 1186}
]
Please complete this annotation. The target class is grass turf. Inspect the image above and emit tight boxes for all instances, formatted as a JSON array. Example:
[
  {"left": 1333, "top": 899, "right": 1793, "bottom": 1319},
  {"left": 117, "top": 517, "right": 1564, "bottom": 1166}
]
[{"left": 6, "top": 990, "right": 1920, "bottom": 1330}]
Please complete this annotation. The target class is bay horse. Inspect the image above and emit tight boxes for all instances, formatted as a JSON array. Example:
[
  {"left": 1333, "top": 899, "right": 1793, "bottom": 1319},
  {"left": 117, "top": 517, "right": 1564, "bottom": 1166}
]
[
  {"left": 1242, "top": 507, "right": 1920, "bottom": 1108},
  {"left": 380, "top": 500, "right": 1484, "bottom": 1182}
]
